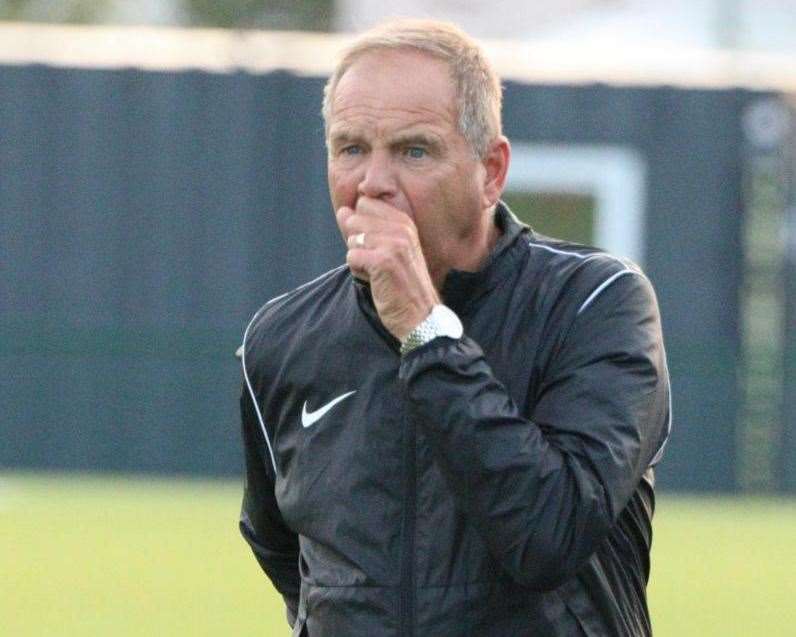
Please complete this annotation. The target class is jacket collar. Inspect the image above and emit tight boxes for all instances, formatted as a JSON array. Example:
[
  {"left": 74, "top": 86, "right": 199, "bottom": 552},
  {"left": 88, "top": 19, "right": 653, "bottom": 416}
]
[
  {"left": 440, "top": 201, "right": 528, "bottom": 314},
  {"left": 354, "top": 201, "right": 529, "bottom": 331}
]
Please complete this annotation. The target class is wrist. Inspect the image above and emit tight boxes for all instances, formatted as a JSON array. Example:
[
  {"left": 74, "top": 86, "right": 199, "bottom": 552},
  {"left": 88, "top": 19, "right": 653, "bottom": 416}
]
[{"left": 394, "top": 303, "right": 436, "bottom": 342}]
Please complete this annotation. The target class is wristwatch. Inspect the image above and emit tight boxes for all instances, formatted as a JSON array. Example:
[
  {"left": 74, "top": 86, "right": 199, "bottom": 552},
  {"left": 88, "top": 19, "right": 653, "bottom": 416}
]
[{"left": 400, "top": 304, "right": 463, "bottom": 356}]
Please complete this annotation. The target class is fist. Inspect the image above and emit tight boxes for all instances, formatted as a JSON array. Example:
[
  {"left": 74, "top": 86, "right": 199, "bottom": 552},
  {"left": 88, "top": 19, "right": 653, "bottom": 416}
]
[{"left": 336, "top": 198, "right": 439, "bottom": 341}]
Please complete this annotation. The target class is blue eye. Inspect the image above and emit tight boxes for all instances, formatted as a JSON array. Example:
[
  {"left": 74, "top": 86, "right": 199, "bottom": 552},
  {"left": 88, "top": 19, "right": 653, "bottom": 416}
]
[
  {"left": 342, "top": 145, "right": 362, "bottom": 156},
  {"left": 406, "top": 147, "right": 426, "bottom": 159}
]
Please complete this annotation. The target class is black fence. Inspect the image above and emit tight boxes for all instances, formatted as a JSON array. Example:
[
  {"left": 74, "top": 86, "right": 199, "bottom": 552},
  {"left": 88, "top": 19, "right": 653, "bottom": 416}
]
[{"left": 1, "top": 63, "right": 792, "bottom": 492}]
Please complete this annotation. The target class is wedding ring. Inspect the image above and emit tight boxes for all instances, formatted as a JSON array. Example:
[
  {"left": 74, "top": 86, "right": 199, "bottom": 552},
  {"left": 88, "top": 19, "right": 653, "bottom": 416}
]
[{"left": 353, "top": 232, "right": 366, "bottom": 248}]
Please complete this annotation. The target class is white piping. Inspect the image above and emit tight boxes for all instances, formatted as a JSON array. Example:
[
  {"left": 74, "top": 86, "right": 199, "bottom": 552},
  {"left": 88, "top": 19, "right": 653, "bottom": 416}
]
[
  {"left": 650, "top": 374, "right": 673, "bottom": 467},
  {"left": 527, "top": 240, "right": 631, "bottom": 268},
  {"left": 577, "top": 269, "right": 636, "bottom": 316},
  {"left": 264, "top": 264, "right": 348, "bottom": 309},
  {"left": 528, "top": 240, "right": 671, "bottom": 467},
  {"left": 527, "top": 241, "right": 594, "bottom": 260},
  {"left": 241, "top": 305, "right": 278, "bottom": 475},
  {"left": 573, "top": 266, "right": 671, "bottom": 465},
  {"left": 237, "top": 263, "right": 348, "bottom": 475},
  {"left": 575, "top": 266, "right": 671, "bottom": 466}
]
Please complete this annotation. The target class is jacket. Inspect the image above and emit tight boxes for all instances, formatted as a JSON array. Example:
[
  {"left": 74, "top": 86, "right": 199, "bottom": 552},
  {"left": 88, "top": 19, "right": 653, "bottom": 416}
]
[{"left": 239, "top": 203, "right": 671, "bottom": 636}]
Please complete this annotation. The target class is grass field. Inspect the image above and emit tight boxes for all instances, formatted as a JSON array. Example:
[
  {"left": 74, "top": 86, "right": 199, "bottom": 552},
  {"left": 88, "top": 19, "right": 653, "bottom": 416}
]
[{"left": 2, "top": 473, "right": 794, "bottom": 636}]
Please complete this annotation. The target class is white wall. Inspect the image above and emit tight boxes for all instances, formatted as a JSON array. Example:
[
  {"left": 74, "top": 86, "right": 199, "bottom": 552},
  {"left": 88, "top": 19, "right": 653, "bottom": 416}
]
[
  {"left": 334, "top": 0, "right": 602, "bottom": 39},
  {"left": 335, "top": 0, "right": 796, "bottom": 54}
]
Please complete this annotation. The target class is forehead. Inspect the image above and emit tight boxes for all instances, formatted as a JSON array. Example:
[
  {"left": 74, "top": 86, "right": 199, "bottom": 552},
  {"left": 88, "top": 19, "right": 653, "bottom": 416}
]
[{"left": 329, "top": 49, "right": 457, "bottom": 133}]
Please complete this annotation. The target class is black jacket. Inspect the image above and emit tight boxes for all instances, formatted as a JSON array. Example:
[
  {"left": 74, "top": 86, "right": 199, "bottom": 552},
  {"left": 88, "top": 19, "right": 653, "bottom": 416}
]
[{"left": 240, "top": 204, "right": 670, "bottom": 636}]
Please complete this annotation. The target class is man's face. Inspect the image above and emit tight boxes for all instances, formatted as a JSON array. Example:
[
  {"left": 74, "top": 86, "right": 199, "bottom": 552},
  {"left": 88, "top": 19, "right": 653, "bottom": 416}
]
[{"left": 326, "top": 48, "right": 489, "bottom": 281}]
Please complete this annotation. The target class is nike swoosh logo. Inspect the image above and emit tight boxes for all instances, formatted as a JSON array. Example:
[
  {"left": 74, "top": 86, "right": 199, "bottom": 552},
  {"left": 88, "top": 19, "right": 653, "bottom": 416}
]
[{"left": 301, "top": 391, "right": 357, "bottom": 428}]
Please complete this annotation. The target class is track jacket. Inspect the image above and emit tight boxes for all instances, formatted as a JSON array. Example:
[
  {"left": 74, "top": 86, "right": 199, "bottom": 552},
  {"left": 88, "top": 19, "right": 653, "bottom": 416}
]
[{"left": 239, "top": 203, "right": 671, "bottom": 636}]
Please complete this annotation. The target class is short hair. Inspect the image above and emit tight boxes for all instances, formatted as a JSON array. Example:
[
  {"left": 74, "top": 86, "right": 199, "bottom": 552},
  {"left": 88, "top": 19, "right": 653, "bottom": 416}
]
[{"left": 322, "top": 19, "right": 503, "bottom": 158}]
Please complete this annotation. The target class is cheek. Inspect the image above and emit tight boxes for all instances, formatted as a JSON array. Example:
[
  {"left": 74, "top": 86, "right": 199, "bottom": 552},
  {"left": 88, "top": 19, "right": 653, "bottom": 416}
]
[
  {"left": 446, "top": 168, "right": 481, "bottom": 212},
  {"left": 328, "top": 166, "right": 357, "bottom": 208},
  {"left": 422, "top": 170, "right": 482, "bottom": 233}
]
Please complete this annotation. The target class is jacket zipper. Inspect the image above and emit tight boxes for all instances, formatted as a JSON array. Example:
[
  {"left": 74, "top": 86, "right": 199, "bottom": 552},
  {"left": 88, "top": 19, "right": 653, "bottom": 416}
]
[{"left": 400, "top": 400, "right": 416, "bottom": 637}]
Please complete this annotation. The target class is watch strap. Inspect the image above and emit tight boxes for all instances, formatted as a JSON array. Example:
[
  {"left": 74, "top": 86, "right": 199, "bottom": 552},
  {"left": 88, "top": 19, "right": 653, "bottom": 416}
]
[{"left": 399, "top": 304, "right": 462, "bottom": 356}]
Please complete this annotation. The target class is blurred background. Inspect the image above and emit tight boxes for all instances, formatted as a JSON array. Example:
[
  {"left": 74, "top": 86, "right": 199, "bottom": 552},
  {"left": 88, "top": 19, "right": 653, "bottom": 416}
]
[{"left": 1, "top": 1, "right": 795, "bottom": 635}]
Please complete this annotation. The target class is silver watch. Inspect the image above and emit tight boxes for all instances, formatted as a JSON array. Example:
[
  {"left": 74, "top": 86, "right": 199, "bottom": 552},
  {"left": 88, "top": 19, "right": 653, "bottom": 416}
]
[{"left": 400, "top": 304, "right": 463, "bottom": 356}]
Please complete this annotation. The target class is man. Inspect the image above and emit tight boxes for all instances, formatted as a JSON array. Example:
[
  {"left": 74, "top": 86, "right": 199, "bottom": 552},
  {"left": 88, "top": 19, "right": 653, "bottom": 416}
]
[{"left": 239, "top": 19, "right": 670, "bottom": 637}]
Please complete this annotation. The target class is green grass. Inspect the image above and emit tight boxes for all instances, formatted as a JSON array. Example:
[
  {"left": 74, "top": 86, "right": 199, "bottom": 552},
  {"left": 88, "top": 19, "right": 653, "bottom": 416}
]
[
  {"left": 649, "top": 496, "right": 796, "bottom": 635},
  {"left": 1, "top": 473, "right": 794, "bottom": 636},
  {"left": 1, "top": 473, "right": 288, "bottom": 636}
]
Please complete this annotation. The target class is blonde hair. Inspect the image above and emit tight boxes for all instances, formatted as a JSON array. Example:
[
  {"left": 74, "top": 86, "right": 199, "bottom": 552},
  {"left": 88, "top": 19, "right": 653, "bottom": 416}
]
[{"left": 322, "top": 19, "right": 503, "bottom": 158}]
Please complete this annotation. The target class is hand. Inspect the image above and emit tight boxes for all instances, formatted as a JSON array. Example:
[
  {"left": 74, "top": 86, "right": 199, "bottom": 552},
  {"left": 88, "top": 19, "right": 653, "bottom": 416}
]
[{"left": 336, "top": 197, "right": 440, "bottom": 341}]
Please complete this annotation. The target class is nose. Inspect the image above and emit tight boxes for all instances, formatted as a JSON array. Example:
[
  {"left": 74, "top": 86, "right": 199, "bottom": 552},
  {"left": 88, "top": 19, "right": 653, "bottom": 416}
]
[{"left": 357, "top": 151, "right": 397, "bottom": 200}]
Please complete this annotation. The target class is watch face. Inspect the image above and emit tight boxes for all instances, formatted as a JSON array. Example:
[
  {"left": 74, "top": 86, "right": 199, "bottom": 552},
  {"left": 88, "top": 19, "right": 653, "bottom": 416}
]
[{"left": 432, "top": 305, "right": 464, "bottom": 339}]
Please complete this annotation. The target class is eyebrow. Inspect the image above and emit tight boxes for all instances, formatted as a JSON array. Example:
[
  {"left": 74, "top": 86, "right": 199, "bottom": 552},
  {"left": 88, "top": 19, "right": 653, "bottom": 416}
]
[
  {"left": 390, "top": 132, "right": 443, "bottom": 151},
  {"left": 327, "top": 128, "right": 445, "bottom": 153},
  {"left": 328, "top": 130, "right": 364, "bottom": 147}
]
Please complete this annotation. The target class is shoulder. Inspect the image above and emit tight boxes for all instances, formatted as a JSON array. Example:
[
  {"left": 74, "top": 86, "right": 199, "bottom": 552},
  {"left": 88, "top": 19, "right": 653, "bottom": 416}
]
[
  {"left": 239, "top": 264, "right": 350, "bottom": 361},
  {"left": 525, "top": 232, "right": 635, "bottom": 276},
  {"left": 524, "top": 232, "right": 649, "bottom": 307}
]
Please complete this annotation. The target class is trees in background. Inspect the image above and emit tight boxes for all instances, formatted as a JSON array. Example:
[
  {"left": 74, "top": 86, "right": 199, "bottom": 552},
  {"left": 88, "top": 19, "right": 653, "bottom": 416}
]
[{"left": 0, "top": 0, "right": 334, "bottom": 30}]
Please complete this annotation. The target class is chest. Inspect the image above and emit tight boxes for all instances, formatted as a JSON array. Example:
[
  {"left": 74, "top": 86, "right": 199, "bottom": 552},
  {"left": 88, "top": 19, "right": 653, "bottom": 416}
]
[{"left": 264, "top": 292, "right": 554, "bottom": 535}]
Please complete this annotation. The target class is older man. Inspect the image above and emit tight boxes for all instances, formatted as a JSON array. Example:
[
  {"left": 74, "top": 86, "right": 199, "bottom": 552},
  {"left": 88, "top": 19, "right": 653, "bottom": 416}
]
[{"left": 239, "top": 19, "right": 670, "bottom": 637}]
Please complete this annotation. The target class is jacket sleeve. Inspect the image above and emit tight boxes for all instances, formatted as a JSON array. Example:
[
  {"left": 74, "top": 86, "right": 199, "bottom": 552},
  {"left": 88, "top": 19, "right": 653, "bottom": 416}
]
[
  {"left": 398, "top": 271, "right": 669, "bottom": 591},
  {"left": 239, "top": 384, "right": 300, "bottom": 626}
]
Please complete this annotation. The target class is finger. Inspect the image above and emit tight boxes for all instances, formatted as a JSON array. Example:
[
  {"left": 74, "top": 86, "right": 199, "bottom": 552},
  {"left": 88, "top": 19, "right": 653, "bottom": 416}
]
[
  {"left": 348, "top": 229, "right": 420, "bottom": 257},
  {"left": 356, "top": 197, "right": 413, "bottom": 224},
  {"left": 346, "top": 244, "right": 387, "bottom": 271},
  {"left": 338, "top": 207, "right": 401, "bottom": 245},
  {"left": 335, "top": 206, "right": 355, "bottom": 237},
  {"left": 346, "top": 232, "right": 368, "bottom": 250},
  {"left": 344, "top": 212, "right": 412, "bottom": 241},
  {"left": 349, "top": 197, "right": 415, "bottom": 230},
  {"left": 346, "top": 227, "right": 400, "bottom": 260},
  {"left": 346, "top": 247, "right": 373, "bottom": 280}
]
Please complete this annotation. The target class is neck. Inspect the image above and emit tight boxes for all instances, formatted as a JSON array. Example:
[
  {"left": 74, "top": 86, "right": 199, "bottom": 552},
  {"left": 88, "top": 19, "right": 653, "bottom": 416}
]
[{"left": 429, "top": 207, "right": 502, "bottom": 289}]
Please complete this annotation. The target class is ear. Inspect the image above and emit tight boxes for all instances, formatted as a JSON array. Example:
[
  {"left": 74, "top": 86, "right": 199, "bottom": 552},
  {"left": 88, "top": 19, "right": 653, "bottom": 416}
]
[{"left": 481, "top": 136, "right": 511, "bottom": 209}]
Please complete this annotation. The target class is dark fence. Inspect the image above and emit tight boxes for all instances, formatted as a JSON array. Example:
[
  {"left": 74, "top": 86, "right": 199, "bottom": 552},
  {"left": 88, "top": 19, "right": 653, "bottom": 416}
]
[
  {"left": 783, "top": 132, "right": 796, "bottom": 493},
  {"left": 1, "top": 63, "right": 788, "bottom": 491}
]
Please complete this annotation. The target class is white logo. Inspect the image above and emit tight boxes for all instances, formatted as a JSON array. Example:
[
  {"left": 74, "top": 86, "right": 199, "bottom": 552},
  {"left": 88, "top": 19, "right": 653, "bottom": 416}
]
[{"left": 301, "top": 391, "right": 357, "bottom": 428}]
